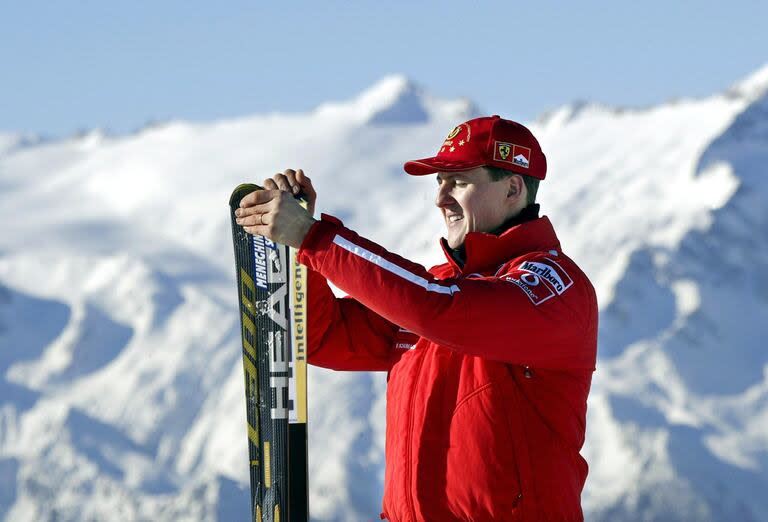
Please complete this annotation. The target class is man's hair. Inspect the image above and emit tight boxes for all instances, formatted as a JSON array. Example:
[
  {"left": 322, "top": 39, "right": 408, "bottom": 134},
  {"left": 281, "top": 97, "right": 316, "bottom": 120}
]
[{"left": 485, "top": 166, "right": 539, "bottom": 205}]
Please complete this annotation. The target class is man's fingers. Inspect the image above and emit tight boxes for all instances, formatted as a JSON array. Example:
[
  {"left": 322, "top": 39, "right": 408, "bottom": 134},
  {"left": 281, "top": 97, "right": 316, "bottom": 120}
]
[
  {"left": 239, "top": 188, "right": 278, "bottom": 208},
  {"left": 283, "top": 169, "right": 301, "bottom": 194},
  {"left": 241, "top": 210, "right": 273, "bottom": 236},
  {"left": 272, "top": 173, "right": 292, "bottom": 193},
  {"left": 296, "top": 169, "right": 316, "bottom": 197},
  {"left": 235, "top": 210, "right": 269, "bottom": 227},
  {"left": 262, "top": 170, "right": 302, "bottom": 195},
  {"left": 294, "top": 169, "right": 317, "bottom": 215},
  {"left": 242, "top": 223, "right": 269, "bottom": 236}
]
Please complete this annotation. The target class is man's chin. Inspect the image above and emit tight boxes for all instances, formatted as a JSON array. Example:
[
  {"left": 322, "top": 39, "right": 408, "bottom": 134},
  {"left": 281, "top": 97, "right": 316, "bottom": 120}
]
[{"left": 446, "top": 234, "right": 465, "bottom": 250}]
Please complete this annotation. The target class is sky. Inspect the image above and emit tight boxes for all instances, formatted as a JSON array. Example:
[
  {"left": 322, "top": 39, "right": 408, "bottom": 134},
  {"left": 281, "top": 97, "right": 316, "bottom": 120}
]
[{"left": 2, "top": 1, "right": 767, "bottom": 138}]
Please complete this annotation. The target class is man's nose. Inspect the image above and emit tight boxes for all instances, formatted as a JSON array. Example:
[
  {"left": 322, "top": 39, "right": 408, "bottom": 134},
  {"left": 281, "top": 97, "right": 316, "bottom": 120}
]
[{"left": 435, "top": 184, "right": 454, "bottom": 208}]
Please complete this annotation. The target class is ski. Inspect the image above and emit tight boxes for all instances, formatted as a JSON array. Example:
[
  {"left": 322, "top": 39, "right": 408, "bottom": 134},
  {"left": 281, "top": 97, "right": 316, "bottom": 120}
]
[{"left": 229, "top": 184, "right": 309, "bottom": 522}]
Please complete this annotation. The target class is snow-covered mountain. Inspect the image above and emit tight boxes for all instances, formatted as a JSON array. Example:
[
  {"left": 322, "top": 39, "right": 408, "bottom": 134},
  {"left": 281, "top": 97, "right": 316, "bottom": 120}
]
[{"left": 1, "top": 69, "right": 767, "bottom": 521}]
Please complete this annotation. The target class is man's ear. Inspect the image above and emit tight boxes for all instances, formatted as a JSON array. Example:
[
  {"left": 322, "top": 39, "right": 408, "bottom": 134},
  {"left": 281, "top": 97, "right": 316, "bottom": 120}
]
[{"left": 507, "top": 175, "right": 524, "bottom": 198}]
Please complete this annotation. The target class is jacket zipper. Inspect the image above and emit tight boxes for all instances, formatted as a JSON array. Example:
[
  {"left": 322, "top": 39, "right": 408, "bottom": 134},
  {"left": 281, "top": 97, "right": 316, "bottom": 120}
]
[{"left": 403, "top": 268, "right": 455, "bottom": 521}]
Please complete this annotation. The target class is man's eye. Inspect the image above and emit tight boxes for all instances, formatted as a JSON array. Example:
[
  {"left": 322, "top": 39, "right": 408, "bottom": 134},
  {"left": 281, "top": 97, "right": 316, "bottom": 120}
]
[{"left": 455, "top": 181, "right": 467, "bottom": 187}]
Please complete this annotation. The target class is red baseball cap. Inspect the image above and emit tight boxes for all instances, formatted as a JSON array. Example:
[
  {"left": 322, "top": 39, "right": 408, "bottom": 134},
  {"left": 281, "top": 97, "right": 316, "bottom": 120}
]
[{"left": 403, "top": 115, "right": 547, "bottom": 180}]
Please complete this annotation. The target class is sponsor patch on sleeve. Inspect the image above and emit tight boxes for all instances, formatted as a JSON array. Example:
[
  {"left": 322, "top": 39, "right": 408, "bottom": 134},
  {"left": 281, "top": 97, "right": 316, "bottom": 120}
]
[{"left": 501, "top": 258, "right": 573, "bottom": 305}]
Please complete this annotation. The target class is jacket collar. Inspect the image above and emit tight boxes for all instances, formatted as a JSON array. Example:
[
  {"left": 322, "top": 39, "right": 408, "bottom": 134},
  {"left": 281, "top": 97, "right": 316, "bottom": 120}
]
[{"left": 440, "top": 216, "right": 562, "bottom": 275}]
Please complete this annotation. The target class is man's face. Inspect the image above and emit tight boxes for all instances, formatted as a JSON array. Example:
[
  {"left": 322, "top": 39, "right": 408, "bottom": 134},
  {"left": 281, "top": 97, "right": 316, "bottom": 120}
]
[{"left": 435, "top": 167, "right": 515, "bottom": 249}]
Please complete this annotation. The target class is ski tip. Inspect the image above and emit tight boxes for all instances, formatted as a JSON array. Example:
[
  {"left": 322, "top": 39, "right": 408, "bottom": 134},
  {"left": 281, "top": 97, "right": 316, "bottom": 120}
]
[{"left": 229, "top": 183, "right": 265, "bottom": 207}]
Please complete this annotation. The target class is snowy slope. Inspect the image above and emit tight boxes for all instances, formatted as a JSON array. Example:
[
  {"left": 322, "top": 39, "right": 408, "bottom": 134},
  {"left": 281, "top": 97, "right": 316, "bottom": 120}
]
[
  {"left": 539, "top": 67, "right": 768, "bottom": 521},
  {"left": 1, "top": 68, "right": 767, "bottom": 521}
]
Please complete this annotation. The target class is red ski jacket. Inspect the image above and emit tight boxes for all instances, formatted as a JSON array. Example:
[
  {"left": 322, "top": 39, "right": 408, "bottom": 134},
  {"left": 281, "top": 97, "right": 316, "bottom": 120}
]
[{"left": 298, "top": 213, "right": 598, "bottom": 522}]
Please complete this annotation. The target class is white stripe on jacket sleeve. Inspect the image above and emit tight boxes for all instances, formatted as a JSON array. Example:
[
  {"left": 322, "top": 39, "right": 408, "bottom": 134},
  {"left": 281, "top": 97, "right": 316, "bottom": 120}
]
[{"left": 332, "top": 235, "right": 460, "bottom": 296}]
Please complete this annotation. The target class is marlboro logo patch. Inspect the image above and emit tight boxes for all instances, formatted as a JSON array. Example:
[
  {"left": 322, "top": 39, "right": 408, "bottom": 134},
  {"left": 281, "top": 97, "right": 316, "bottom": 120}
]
[
  {"left": 494, "top": 142, "right": 531, "bottom": 168},
  {"left": 501, "top": 258, "right": 573, "bottom": 305},
  {"left": 512, "top": 145, "right": 531, "bottom": 168},
  {"left": 518, "top": 259, "right": 573, "bottom": 295}
]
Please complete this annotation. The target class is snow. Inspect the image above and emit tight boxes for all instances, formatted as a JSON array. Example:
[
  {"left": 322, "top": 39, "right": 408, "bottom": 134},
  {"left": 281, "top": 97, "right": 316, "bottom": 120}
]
[
  {"left": 1, "top": 64, "right": 768, "bottom": 521},
  {"left": 727, "top": 62, "right": 768, "bottom": 101},
  {"left": 0, "top": 133, "right": 21, "bottom": 156},
  {"left": 315, "top": 74, "right": 478, "bottom": 127}
]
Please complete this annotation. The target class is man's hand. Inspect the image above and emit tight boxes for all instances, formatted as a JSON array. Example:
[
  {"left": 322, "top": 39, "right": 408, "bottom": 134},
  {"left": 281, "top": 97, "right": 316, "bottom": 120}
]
[
  {"left": 235, "top": 169, "right": 317, "bottom": 248},
  {"left": 261, "top": 168, "right": 317, "bottom": 217}
]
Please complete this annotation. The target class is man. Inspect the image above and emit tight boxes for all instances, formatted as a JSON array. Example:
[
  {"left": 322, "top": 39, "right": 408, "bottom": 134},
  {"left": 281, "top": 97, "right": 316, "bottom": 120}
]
[{"left": 235, "top": 115, "right": 598, "bottom": 521}]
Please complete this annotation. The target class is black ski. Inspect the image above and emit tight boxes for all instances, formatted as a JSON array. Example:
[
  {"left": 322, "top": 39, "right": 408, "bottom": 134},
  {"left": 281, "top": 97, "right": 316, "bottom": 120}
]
[{"left": 229, "top": 184, "right": 309, "bottom": 522}]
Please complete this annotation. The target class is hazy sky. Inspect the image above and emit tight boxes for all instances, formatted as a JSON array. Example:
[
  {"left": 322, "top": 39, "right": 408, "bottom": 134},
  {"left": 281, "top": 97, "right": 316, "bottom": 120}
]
[{"left": 3, "top": 1, "right": 767, "bottom": 137}]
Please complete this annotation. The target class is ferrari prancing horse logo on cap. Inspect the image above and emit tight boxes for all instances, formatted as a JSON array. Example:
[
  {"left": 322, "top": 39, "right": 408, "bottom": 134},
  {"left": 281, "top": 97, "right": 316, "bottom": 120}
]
[{"left": 494, "top": 141, "right": 531, "bottom": 169}]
